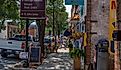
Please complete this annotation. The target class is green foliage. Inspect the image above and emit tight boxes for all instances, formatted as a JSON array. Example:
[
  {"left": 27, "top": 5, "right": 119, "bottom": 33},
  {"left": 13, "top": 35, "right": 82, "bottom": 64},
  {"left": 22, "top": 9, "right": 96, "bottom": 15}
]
[
  {"left": 18, "top": 20, "right": 26, "bottom": 31},
  {"left": 69, "top": 48, "right": 85, "bottom": 58},
  {"left": 68, "top": 41, "right": 73, "bottom": 48},
  {"left": 0, "top": 0, "right": 19, "bottom": 20},
  {"left": 0, "top": 0, "right": 19, "bottom": 31},
  {"left": 46, "top": 0, "right": 68, "bottom": 34}
]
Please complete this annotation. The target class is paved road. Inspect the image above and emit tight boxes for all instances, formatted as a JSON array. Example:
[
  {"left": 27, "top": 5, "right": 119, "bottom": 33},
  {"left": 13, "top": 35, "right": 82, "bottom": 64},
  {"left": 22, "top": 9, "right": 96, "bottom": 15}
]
[{"left": 0, "top": 55, "right": 20, "bottom": 70}]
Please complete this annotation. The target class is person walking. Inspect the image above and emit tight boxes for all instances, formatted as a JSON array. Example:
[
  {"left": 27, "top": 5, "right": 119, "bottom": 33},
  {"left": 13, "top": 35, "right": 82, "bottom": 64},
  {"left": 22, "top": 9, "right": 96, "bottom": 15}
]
[
  {"left": 59, "top": 36, "right": 63, "bottom": 48},
  {"left": 88, "top": 63, "right": 94, "bottom": 70},
  {"left": 51, "top": 38, "right": 55, "bottom": 52}
]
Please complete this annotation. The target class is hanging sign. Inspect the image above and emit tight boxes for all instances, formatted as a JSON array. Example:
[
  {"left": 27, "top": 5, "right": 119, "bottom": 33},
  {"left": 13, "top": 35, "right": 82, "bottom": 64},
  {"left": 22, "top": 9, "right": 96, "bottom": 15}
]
[{"left": 109, "top": 0, "right": 117, "bottom": 41}]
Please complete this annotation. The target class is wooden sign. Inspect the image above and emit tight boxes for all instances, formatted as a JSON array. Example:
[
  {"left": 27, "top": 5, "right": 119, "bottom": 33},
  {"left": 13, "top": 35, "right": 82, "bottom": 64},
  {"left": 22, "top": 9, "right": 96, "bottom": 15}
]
[{"left": 20, "top": 0, "right": 46, "bottom": 19}]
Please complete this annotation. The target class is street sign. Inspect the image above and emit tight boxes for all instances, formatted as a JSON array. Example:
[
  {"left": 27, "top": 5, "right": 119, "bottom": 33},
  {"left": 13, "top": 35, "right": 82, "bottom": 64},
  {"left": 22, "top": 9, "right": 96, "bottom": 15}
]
[
  {"left": 20, "top": 0, "right": 45, "bottom": 19},
  {"left": 65, "top": 0, "right": 84, "bottom": 5}
]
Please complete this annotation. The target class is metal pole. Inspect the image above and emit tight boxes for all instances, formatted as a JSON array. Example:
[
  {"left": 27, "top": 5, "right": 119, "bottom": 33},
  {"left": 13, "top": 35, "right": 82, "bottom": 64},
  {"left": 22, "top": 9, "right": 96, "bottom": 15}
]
[
  {"left": 52, "top": 0, "right": 55, "bottom": 36},
  {"left": 85, "top": 0, "right": 91, "bottom": 69},
  {"left": 26, "top": 19, "right": 29, "bottom": 52},
  {"left": 25, "top": 19, "right": 29, "bottom": 67}
]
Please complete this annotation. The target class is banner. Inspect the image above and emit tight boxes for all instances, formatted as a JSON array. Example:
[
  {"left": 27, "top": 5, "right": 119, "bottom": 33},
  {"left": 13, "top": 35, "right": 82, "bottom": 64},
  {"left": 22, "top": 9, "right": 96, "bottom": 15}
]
[
  {"left": 109, "top": 0, "right": 117, "bottom": 54},
  {"left": 109, "top": 0, "right": 117, "bottom": 41}
]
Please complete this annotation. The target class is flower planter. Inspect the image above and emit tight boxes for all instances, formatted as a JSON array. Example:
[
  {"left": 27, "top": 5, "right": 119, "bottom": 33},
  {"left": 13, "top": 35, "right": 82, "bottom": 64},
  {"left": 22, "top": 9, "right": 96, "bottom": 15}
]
[{"left": 73, "top": 57, "right": 81, "bottom": 70}]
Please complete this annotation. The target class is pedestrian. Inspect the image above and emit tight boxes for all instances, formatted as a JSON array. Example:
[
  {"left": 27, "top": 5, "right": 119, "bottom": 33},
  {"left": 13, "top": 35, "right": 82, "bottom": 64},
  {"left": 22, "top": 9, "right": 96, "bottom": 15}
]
[
  {"left": 48, "top": 43, "right": 51, "bottom": 53},
  {"left": 51, "top": 38, "right": 55, "bottom": 52},
  {"left": 60, "top": 36, "right": 63, "bottom": 48},
  {"left": 63, "top": 37, "right": 67, "bottom": 50},
  {"left": 88, "top": 63, "right": 94, "bottom": 70}
]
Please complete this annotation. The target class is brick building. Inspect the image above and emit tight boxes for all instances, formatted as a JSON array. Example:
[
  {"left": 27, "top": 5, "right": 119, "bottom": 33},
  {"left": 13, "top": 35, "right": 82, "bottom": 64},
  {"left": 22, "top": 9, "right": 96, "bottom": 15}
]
[{"left": 91, "top": 0, "right": 110, "bottom": 70}]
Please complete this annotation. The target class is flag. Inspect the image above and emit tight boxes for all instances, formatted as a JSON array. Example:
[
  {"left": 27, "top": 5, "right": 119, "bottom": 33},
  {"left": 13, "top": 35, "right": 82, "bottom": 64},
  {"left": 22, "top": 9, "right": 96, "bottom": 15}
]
[{"left": 109, "top": 0, "right": 117, "bottom": 41}]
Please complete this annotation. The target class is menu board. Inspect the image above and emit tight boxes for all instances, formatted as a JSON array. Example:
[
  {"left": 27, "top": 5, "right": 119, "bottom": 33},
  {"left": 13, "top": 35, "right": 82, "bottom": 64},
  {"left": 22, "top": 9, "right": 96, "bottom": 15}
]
[{"left": 29, "top": 47, "right": 40, "bottom": 63}]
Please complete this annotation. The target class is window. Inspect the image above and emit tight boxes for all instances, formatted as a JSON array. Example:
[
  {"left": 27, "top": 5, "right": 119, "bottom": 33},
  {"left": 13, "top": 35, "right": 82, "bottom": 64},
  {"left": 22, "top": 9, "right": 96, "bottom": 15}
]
[{"left": 14, "top": 35, "right": 32, "bottom": 41}]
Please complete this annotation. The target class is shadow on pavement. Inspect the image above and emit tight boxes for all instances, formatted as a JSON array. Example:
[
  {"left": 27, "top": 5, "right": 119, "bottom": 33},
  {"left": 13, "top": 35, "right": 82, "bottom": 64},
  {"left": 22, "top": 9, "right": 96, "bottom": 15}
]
[{"left": 37, "top": 51, "right": 73, "bottom": 70}]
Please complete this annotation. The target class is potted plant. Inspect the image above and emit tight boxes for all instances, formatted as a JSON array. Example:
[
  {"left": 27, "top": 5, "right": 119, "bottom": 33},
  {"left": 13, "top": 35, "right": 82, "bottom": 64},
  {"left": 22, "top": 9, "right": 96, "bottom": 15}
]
[
  {"left": 69, "top": 48, "right": 85, "bottom": 70},
  {"left": 68, "top": 41, "right": 73, "bottom": 52}
]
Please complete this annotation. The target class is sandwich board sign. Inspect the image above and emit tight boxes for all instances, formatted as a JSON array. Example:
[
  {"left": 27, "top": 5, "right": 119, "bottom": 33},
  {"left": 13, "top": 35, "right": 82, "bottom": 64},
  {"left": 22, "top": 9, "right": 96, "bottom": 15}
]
[{"left": 29, "top": 47, "right": 41, "bottom": 64}]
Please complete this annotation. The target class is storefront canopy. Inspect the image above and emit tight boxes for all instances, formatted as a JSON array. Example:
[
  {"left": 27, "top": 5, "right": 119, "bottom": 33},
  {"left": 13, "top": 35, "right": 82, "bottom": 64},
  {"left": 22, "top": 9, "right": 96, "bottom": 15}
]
[{"left": 65, "top": 0, "right": 84, "bottom": 5}]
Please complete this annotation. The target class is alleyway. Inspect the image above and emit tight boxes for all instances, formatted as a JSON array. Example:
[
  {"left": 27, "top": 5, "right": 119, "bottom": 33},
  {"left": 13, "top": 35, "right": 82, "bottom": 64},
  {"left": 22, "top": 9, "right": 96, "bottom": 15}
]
[{"left": 37, "top": 48, "right": 73, "bottom": 70}]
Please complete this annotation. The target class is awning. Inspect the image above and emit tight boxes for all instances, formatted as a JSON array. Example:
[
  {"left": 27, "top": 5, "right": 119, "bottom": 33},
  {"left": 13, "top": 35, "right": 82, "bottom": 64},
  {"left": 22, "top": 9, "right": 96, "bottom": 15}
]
[{"left": 65, "top": 0, "right": 84, "bottom": 5}]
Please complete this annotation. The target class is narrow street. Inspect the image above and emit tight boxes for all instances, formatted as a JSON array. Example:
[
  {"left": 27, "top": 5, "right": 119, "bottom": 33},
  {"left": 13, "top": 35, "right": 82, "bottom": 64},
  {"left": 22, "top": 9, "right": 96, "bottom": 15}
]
[{"left": 0, "top": 55, "right": 20, "bottom": 70}]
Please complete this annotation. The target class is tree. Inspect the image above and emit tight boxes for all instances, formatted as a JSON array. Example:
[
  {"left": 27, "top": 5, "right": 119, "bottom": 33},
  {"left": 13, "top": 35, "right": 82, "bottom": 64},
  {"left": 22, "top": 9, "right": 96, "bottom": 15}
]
[
  {"left": 0, "top": 0, "right": 19, "bottom": 20},
  {"left": 46, "top": 0, "right": 68, "bottom": 35},
  {"left": 0, "top": 0, "right": 19, "bottom": 31}
]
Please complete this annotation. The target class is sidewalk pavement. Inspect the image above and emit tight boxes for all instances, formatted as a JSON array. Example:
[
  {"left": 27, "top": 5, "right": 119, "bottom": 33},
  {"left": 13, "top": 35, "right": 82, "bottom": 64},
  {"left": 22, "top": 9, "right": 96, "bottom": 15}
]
[
  {"left": 37, "top": 48, "right": 73, "bottom": 70},
  {"left": 7, "top": 48, "right": 73, "bottom": 70}
]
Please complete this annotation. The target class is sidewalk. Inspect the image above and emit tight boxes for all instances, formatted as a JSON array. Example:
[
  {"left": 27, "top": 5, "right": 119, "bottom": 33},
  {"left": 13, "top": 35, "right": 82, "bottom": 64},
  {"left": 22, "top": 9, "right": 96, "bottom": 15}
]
[
  {"left": 7, "top": 48, "right": 73, "bottom": 70},
  {"left": 37, "top": 48, "right": 73, "bottom": 70}
]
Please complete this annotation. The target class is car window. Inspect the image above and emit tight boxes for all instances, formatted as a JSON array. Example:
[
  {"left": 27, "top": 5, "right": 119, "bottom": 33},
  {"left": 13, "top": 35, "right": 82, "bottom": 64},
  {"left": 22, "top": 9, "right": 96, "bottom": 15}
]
[
  {"left": 44, "top": 38, "right": 50, "bottom": 43},
  {"left": 14, "top": 35, "right": 32, "bottom": 41}
]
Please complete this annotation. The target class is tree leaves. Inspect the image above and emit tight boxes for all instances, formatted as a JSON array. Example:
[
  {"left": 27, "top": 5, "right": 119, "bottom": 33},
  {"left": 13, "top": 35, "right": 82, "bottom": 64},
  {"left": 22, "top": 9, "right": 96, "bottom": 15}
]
[
  {"left": 0, "top": 0, "right": 19, "bottom": 20},
  {"left": 46, "top": 0, "right": 68, "bottom": 33}
]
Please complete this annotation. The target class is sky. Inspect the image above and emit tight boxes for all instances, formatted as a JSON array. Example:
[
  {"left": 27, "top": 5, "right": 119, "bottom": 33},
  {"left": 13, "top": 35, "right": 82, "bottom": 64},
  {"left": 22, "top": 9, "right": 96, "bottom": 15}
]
[{"left": 65, "top": 5, "right": 72, "bottom": 18}]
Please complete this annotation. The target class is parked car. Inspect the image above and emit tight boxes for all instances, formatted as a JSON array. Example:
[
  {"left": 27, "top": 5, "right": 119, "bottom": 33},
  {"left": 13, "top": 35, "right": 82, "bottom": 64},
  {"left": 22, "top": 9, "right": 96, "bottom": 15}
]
[{"left": 0, "top": 34, "right": 33, "bottom": 58}]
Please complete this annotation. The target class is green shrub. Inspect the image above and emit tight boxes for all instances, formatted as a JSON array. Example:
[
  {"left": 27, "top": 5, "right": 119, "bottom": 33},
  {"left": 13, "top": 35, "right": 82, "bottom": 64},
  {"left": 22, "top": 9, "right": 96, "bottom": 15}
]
[{"left": 69, "top": 48, "right": 85, "bottom": 58}]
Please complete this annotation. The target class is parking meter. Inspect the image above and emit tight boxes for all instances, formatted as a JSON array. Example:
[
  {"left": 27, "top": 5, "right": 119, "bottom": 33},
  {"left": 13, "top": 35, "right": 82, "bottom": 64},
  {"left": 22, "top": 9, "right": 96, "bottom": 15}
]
[{"left": 97, "top": 39, "right": 109, "bottom": 52}]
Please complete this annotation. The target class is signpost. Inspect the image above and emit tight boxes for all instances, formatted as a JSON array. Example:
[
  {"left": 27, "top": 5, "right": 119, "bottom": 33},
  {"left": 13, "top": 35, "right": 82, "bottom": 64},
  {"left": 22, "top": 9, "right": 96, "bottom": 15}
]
[{"left": 20, "top": 0, "right": 46, "bottom": 67}]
